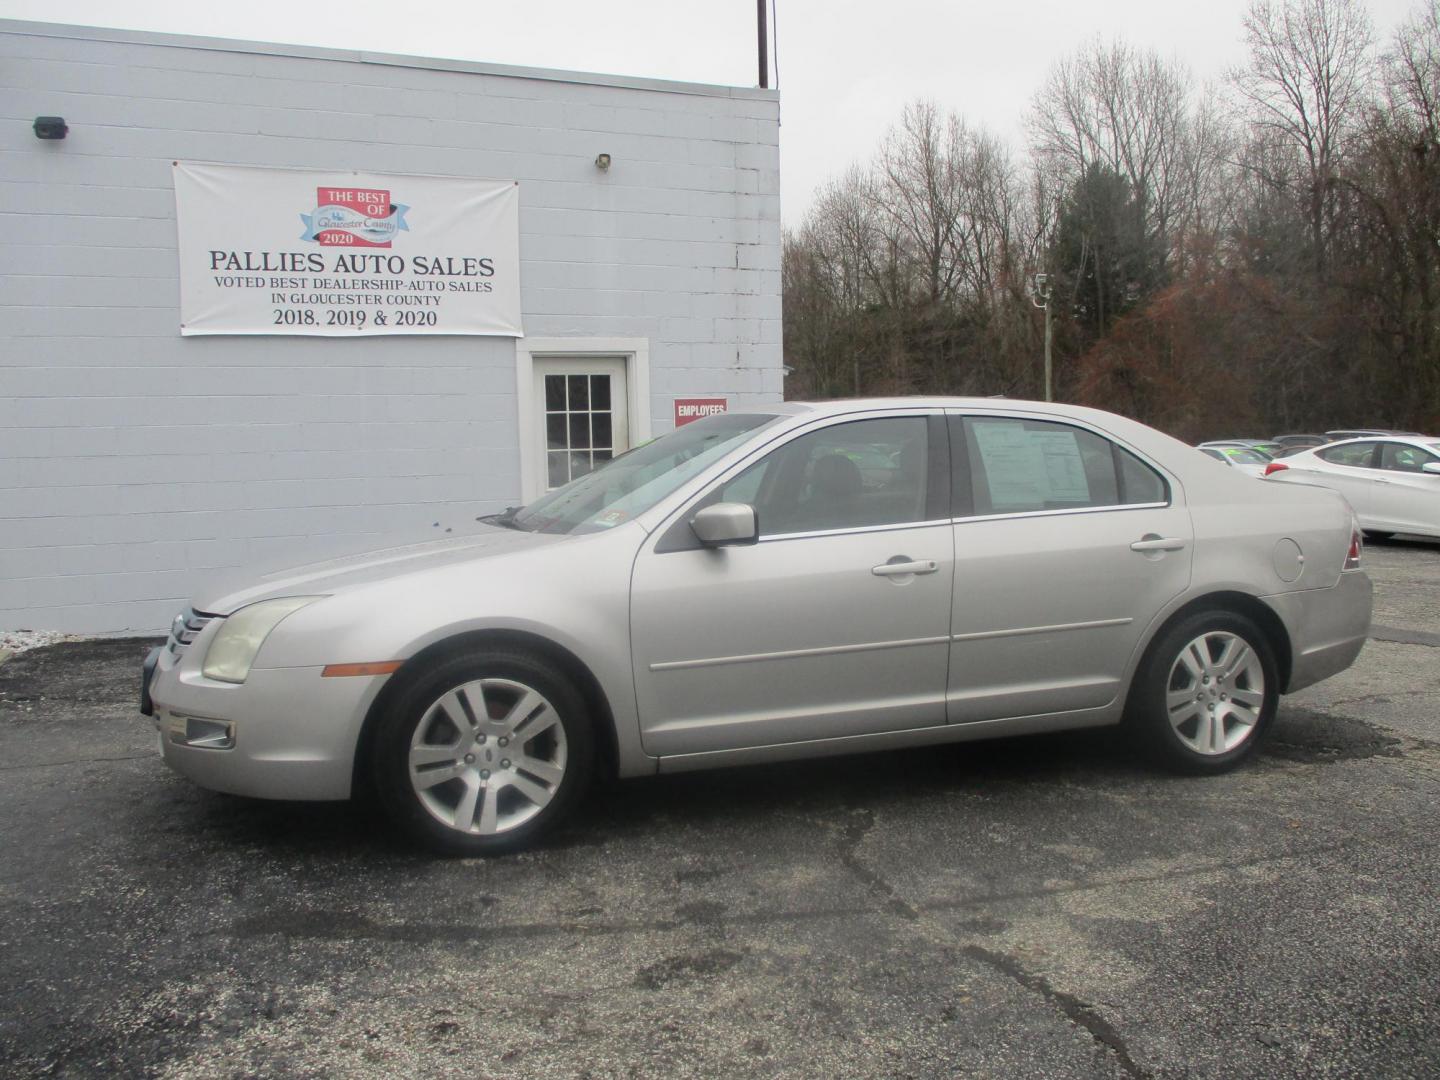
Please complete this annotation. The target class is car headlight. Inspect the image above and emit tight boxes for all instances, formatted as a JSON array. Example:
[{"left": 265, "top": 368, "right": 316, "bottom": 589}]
[{"left": 202, "top": 596, "right": 325, "bottom": 684}]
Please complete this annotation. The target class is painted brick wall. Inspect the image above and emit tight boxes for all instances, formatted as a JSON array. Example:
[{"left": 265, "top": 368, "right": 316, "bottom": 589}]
[{"left": 0, "top": 21, "right": 782, "bottom": 633}]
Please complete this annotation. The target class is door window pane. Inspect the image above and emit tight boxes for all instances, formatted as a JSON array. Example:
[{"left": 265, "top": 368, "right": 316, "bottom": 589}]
[
  {"left": 1117, "top": 447, "right": 1168, "bottom": 503},
  {"left": 546, "top": 413, "right": 567, "bottom": 450},
  {"left": 718, "top": 417, "right": 929, "bottom": 536},
  {"left": 1318, "top": 442, "right": 1378, "bottom": 467},
  {"left": 592, "top": 411, "right": 613, "bottom": 451},
  {"left": 544, "top": 374, "right": 566, "bottom": 411},
  {"left": 960, "top": 417, "right": 1162, "bottom": 516},
  {"left": 547, "top": 452, "right": 569, "bottom": 489}
]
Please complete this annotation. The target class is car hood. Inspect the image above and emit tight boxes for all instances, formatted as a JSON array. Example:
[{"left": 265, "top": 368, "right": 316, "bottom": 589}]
[{"left": 193, "top": 524, "right": 566, "bottom": 615}]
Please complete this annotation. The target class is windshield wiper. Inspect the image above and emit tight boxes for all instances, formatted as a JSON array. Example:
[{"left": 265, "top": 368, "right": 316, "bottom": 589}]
[{"left": 478, "top": 506, "right": 528, "bottom": 531}]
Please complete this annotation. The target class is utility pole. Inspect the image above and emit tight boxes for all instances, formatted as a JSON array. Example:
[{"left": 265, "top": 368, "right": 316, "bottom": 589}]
[
  {"left": 757, "top": 0, "right": 769, "bottom": 89},
  {"left": 1031, "top": 272, "right": 1053, "bottom": 402}
]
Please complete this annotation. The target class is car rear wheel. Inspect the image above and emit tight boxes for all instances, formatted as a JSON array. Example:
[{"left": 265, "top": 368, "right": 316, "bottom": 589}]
[
  {"left": 1126, "top": 611, "right": 1278, "bottom": 774},
  {"left": 372, "top": 650, "right": 594, "bottom": 854}
]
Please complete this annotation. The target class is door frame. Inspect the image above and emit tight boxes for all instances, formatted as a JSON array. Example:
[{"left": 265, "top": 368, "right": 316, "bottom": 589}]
[{"left": 516, "top": 337, "right": 652, "bottom": 503}]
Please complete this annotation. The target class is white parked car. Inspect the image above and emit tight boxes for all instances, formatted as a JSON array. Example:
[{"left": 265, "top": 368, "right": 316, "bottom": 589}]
[
  {"left": 1198, "top": 446, "right": 1270, "bottom": 478},
  {"left": 1264, "top": 436, "right": 1440, "bottom": 540},
  {"left": 142, "top": 399, "right": 1373, "bottom": 854}
]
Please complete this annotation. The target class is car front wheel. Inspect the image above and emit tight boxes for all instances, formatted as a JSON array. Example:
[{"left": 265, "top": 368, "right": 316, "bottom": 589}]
[
  {"left": 1127, "top": 611, "right": 1279, "bottom": 774},
  {"left": 372, "top": 650, "right": 594, "bottom": 854}
]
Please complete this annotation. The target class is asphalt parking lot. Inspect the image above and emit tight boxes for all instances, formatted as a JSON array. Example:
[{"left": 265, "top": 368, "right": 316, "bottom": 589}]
[{"left": 2, "top": 540, "right": 1438, "bottom": 1079}]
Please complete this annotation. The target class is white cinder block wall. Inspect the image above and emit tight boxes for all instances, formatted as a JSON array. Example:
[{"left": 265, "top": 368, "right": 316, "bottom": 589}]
[{"left": 0, "top": 21, "right": 782, "bottom": 634}]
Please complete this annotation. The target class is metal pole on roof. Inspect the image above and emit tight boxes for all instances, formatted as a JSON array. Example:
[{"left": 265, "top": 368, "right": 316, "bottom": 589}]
[{"left": 757, "top": 0, "right": 769, "bottom": 88}]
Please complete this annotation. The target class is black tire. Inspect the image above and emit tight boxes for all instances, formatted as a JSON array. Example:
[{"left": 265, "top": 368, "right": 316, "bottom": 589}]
[
  {"left": 371, "top": 649, "right": 594, "bottom": 855},
  {"left": 1125, "top": 610, "right": 1279, "bottom": 775}
]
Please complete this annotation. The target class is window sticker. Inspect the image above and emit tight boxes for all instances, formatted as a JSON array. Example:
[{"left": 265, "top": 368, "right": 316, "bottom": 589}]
[
  {"left": 973, "top": 422, "right": 1091, "bottom": 510},
  {"left": 1032, "top": 430, "right": 1091, "bottom": 502}
]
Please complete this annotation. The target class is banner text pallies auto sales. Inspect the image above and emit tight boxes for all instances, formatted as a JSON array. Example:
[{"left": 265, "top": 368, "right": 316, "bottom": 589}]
[{"left": 207, "top": 250, "right": 496, "bottom": 277}]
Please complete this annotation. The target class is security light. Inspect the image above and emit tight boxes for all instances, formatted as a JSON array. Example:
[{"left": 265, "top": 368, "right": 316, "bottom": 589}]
[{"left": 33, "top": 116, "right": 68, "bottom": 140}]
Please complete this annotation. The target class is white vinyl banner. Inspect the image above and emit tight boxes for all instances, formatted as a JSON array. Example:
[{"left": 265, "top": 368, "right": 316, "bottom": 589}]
[{"left": 173, "top": 162, "right": 522, "bottom": 336}]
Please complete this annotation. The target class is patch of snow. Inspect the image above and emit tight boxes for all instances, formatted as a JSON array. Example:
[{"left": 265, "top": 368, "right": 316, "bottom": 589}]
[{"left": 0, "top": 630, "right": 87, "bottom": 656}]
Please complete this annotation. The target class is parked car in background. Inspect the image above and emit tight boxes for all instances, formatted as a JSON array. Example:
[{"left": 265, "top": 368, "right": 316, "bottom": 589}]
[
  {"left": 1273, "top": 434, "right": 1330, "bottom": 452},
  {"left": 141, "top": 398, "right": 1373, "bottom": 854},
  {"left": 1199, "top": 439, "right": 1283, "bottom": 459},
  {"left": 1324, "top": 429, "right": 1423, "bottom": 441},
  {"left": 1265, "top": 436, "right": 1440, "bottom": 540},
  {"left": 1199, "top": 446, "right": 1271, "bottom": 477}
]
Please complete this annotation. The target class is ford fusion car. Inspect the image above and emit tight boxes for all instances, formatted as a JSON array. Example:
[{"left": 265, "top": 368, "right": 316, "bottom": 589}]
[{"left": 141, "top": 399, "right": 1373, "bottom": 854}]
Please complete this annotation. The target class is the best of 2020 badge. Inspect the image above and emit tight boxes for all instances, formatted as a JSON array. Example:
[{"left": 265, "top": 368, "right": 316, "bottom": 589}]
[{"left": 300, "top": 186, "right": 410, "bottom": 248}]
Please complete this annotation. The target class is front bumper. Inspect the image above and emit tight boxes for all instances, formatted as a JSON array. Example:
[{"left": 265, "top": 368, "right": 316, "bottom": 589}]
[
  {"left": 1262, "top": 570, "right": 1373, "bottom": 694},
  {"left": 147, "top": 640, "right": 384, "bottom": 801}
]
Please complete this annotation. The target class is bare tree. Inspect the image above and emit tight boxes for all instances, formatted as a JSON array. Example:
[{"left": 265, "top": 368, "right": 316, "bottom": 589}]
[
  {"left": 1029, "top": 39, "right": 1205, "bottom": 266},
  {"left": 1230, "top": 0, "right": 1374, "bottom": 273}
]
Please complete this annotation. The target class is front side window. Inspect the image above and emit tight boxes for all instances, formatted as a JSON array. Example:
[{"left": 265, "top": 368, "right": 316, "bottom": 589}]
[
  {"left": 956, "top": 416, "right": 1167, "bottom": 516},
  {"left": 1379, "top": 442, "right": 1439, "bottom": 472},
  {"left": 715, "top": 417, "right": 932, "bottom": 537},
  {"left": 1318, "top": 442, "right": 1379, "bottom": 468}
]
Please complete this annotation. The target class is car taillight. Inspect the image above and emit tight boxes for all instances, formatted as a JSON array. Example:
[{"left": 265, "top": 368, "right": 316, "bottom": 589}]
[
  {"left": 1263, "top": 461, "right": 1288, "bottom": 476},
  {"left": 1344, "top": 527, "right": 1363, "bottom": 571}
]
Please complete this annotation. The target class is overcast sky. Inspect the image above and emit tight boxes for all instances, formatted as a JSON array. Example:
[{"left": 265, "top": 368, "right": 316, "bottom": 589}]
[{"left": 0, "top": 0, "right": 1421, "bottom": 223}]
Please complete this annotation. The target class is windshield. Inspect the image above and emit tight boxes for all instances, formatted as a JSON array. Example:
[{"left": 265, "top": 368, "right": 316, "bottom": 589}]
[
  {"left": 1223, "top": 448, "right": 1268, "bottom": 465},
  {"left": 506, "top": 412, "right": 781, "bottom": 535}
]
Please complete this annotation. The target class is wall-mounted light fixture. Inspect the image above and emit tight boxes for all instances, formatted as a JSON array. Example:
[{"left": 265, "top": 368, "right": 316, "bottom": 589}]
[
  {"left": 594, "top": 153, "right": 611, "bottom": 171},
  {"left": 33, "top": 116, "right": 68, "bottom": 140}
]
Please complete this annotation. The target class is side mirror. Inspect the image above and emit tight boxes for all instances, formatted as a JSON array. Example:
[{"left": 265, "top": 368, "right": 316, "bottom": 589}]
[
  {"left": 1423, "top": 461, "right": 1440, "bottom": 476},
  {"left": 690, "top": 502, "right": 758, "bottom": 547}
]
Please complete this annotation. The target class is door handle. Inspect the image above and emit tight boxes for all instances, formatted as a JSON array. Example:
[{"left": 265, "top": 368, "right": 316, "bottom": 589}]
[
  {"left": 872, "top": 559, "right": 939, "bottom": 577},
  {"left": 1129, "top": 536, "right": 1187, "bottom": 552}
]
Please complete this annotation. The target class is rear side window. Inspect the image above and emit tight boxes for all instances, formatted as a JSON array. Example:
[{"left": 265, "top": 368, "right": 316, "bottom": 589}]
[
  {"left": 953, "top": 416, "right": 1167, "bottom": 517},
  {"left": 1317, "top": 442, "right": 1378, "bottom": 467}
]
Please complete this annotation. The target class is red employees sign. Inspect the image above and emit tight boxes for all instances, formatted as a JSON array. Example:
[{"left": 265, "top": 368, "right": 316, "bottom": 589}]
[{"left": 674, "top": 398, "right": 728, "bottom": 426}]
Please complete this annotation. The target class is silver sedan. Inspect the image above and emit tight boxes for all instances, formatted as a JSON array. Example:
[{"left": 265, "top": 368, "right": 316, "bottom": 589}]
[
  {"left": 142, "top": 399, "right": 1373, "bottom": 854},
  {"left": 1264, "top": 435, "right": 1440, "bottom": 540}
]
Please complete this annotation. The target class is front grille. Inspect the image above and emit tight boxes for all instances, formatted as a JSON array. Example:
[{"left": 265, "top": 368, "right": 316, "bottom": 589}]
[{"left": 168, "top": 608, "right": 218, "bottom": 655}]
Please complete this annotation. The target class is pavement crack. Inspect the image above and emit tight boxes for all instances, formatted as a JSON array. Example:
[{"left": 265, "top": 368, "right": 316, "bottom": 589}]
[
  {"left": 837, "top": 808, "right": 918, "bottom": 921},
  {"left": 962, "top": 944, "right": 1147, "bottom": 1079},
  {"left": 0, "top": 753, "right": 153, "bottom": 772}
]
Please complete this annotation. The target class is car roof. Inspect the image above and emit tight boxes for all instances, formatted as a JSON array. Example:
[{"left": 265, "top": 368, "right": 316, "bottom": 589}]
[
  {"left": 1324, "top": 428, "right": 1422, "bottom": 437},
  {"left": 1309, "top": 435, "right": 1440, "bottom": 450},
  {"left": 763, "top": 396, "right": 1187, "bottom": 449}
]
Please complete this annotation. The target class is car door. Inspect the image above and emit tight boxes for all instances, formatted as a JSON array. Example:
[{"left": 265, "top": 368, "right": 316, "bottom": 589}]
[
  {"left": 1376, "top": 442, "right": 1440, "bottom": 534},
  {"left": 629, "top": 412, "right": 955, "bottom": 757},
  {"left": 945, "top": 412, "right": 1193, "bottom": 723},
  {"left": 1307, "top": 442, "right": 1384, "bottom": 520}
]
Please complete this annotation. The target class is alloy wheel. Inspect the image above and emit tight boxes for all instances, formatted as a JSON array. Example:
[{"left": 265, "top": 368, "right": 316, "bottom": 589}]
[
  {"left": 407, "top": 677, "right": 568, "bottom": 835},
  {"left": 1164, "top": 631, "right": 1266, "bottom": 755}
]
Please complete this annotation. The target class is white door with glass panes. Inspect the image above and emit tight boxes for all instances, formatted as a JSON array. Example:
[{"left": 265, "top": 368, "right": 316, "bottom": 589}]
[{"left": 533, "top": 358, "right": 629, "bottom": 492}]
